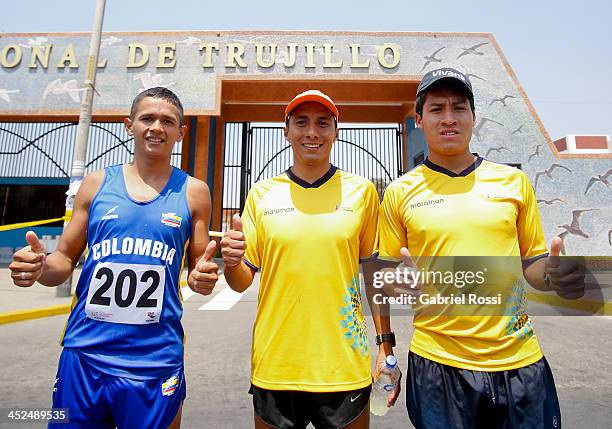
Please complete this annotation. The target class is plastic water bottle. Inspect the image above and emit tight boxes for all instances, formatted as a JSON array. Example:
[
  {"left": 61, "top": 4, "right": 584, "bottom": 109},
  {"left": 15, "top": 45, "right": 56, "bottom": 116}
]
[{"left": 370, "top": 355, "right": 401, "bottom": 416}]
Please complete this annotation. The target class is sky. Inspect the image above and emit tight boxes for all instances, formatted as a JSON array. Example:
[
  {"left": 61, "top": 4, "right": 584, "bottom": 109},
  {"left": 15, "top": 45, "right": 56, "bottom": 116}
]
[{"left": 2, "top": 0, "right": 611, "bottom": 140}]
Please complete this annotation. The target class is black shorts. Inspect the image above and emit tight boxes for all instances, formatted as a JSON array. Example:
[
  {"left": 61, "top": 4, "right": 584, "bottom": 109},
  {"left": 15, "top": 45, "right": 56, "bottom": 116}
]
[
  {"left": 249, "top": 384, "right": 371, "bottom": 429},
  {"left": 406, "top": 351, "right": 561, "bottom": 429}
]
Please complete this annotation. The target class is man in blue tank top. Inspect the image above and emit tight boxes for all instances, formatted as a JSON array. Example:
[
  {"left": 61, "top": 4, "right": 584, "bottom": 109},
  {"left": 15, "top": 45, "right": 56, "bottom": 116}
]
[{"left": 9, "top": 87, "right": 219, "bottom": 428}]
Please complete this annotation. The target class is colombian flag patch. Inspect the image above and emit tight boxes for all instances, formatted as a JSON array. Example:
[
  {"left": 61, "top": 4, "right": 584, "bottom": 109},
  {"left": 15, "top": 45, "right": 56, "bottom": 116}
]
[{"left": 161, "top": 212, "right": 182, "bottom": 228}]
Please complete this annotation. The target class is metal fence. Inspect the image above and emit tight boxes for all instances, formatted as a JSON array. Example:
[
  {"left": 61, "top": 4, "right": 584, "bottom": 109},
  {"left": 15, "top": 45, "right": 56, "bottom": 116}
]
[
  {"left": 0, "top": 122, "right": 182, "bottom": 182},
  {"left": 221, "top": 122, "right": 402, "bottom": 232}
]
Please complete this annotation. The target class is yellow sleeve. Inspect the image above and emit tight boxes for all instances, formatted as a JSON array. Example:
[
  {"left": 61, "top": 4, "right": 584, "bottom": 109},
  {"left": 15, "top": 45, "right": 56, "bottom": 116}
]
[
  {"left": 242, "top": 189, "right": 260, "bottom": 270},
  {"left": 378, "top": 183, "right": 408, "bottom": 260},
  {"left": 517, "top": 172, "right": 548, "bottom": 261},
  {"left": 359, "top": 181, "right": 379, "bottom": 260}
]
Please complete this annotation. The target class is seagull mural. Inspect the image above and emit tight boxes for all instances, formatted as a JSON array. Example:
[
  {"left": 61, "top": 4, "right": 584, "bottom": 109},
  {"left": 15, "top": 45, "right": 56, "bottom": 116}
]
[
  {"left": 0, "top": 88, "right": 20, "bottom": 103},
  {"left": 485, "top": 146, "right": 511, "bottom": 157},
  {"left": 489, "top": 95, "right": 516, "bottom": 107},
  {"left": 19, "top": 37, "right": 49, "bottom": 47},
  {"left": 101, "top": 36, "right": 123, "bottom": 48},
  {"left": 537, "top": 198, "right": 565, "bottom": 205},
  {"left": 420, "top": 47, "right": 445, "bottom": 72},
  {"left": 456, "top": 42, "right": 489, "bottom": 59},
  {"left": 465, "top": 73, "right": 485, "bottom": 81},
  {"left": 176, "top": 36, "right": 203, "bottom": 47},
  {"left": 557, "top": 209, "right": 599, "bottom": 254},
  {"left": 584, "top": 169, "right": 612, "bottom": 195},
  {"left": 511, "top": 125, "right": 524, "bottom": 135},
  {"left": 133, "top": 73, "right": 176, "bottom": 92},
  {"left": 473, "top": 117, "right": 504, "bottom": 142},
  {"left": 528, "top": 144, "right": 544, "bottom": 162},
  {"left": 534, "top": 163, "right": 572, "bottom": 192},
  {"left": 42, "top": 79, "right": 85, "bottom": 103}
]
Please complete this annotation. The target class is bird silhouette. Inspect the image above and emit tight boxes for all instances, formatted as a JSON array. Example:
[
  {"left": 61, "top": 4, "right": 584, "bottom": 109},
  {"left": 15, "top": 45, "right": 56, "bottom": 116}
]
[
  {"left": 465, "top": 73, "right": 485, "bottom": 81},
  {"left": 558, "top": 209, "right": 599, "bottom": 239},
  {"left": 176, "top": 37, "right": 203, "bottom": 47},
  {"left": 489, "top": 95, "right": 516, "bottom": 107},
  {"left": 420, "top": 47, "right": 445, "bottom": 72},
  {"left": 0, "top": 88, "right": 20, "bottom": 103},
  {"left": 42, "top": 79, "right": 85, "bottom": 103},
  {"left": 584, "top": 169, "right": 612, "bottom": 194},
  {"left": 133, "top": 73, "right": 176, "bottom": 92},
  {"left": 101, "top": 36, "right": 123, "bottom": 48},
  {"left": 456, "top": 42, "right": 489, "bottom": 59},
  {"left": 486, "top": 146, "right": 511, "bottom": 157},
  {"left": 528, "top": 144, "right": 544, "bottom": 162},
  {"left": 511, "top": 125, "right": 524, "bottom": 135},
  {"left": 473, "top": 117, "right": 504, "bottom": 142},
  {"left": 534, "top": 163, "right": 572, "bottom": 191},
  {"left": 537, "top": 198, "right": 565, "bottom": 205},
  {"left": 19, "top": 37, "right": 48, "bottom": 48}
]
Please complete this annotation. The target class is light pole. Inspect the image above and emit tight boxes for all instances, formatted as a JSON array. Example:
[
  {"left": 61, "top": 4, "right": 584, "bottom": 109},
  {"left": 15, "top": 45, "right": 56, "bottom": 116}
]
[{"left": 57, "top": 0, "right": 106, "bottom": 297}]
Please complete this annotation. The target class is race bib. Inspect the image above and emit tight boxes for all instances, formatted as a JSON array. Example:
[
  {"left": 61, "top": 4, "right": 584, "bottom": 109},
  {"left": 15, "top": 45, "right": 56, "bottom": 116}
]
[{"left": 85, "top": 262, "right": 166, "bottom": 324}]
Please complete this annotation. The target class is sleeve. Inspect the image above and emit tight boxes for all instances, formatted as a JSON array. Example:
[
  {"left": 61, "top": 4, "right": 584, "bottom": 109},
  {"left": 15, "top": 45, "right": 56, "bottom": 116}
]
[
  {"left": 377, "top": 183, "right": 408, "bottom": 261},
  {"left": 241, "top": 189, "right": 260, "bottom": 271},
  {"left": 358, "top": 181, "right": 380, "bottom": 261},
  {"left": 517, "top": 172, "right": 548, "bottom": 266}
]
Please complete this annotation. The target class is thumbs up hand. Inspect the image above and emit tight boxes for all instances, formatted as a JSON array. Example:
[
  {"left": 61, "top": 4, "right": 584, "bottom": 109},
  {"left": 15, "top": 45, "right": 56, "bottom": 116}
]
[
  {"left": 9, "top": 231, "right": 47, "bottom": 287},
  {"left": 189, "top": 240, "right": 219, "bottom": 296},
  {"left": 544, "top": 236, "right": 585, "bottom": 300},
  {"left": 221, "top": 214, "right": 247, "bottom": 268},
  {"left": 394, "top": 246, "right": 421, "bottom": 297}
]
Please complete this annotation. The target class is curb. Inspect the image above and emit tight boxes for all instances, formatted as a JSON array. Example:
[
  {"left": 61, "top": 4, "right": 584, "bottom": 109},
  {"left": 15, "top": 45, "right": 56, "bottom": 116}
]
[
  {"left": 0, "top": 304, "right": 72, "bottom": 325},
  {"left": 0, "top": 280, "right": 192, "bottom": 325},
  {"left": 526, "top": 292, "right": 612, "bottom": 316}
]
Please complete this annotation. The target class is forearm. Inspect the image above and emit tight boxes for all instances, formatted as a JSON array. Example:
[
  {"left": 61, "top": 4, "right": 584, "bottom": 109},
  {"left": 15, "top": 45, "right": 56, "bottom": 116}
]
[
  {"left": 523, "top": 258, "right": 550, "bottom": 291},
  {"left": 38, "top": 251, "right": 78, "bottom": 286},
  {"left": 224, "top": 261, "right": 255, "bottom": 292}
]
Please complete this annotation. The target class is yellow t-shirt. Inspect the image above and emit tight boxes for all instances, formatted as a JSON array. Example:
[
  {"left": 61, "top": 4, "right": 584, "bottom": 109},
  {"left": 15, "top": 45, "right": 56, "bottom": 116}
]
[
  {"left": 243, "top": 166, "right": 379, "bottom": 391},
  {"left": 378, "top": 157, "right": 548, "bottom": 371}
]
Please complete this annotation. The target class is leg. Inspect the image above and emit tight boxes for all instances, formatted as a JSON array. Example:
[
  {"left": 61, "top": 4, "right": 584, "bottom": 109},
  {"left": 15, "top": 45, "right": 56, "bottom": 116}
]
[
  {"left": 48, "top": 348, "right": 112, "bottom": 429},
  {"left": 498, "top": 357, "right": 561, "bottom": 429},
  {"left": 109, "top": 368, "right": 185, "bottom": 429},
  {"left": 166, "top": 404, "right": 183, "bottom": 429},
  {"left": 342, "top": 404, "right": 369, "bottom": 429},
  {"left": 254, "top": 412, "right": 277, "bottom": 429}
]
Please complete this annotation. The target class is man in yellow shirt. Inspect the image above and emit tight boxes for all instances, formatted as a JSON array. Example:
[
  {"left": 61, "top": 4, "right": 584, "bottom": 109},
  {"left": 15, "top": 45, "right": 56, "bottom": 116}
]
[
  {"left": 221, "top": 90, "right": 379, "bottom": 428},
  {"left": 376, "top": 68, "right": 585, "bottom": 428}
]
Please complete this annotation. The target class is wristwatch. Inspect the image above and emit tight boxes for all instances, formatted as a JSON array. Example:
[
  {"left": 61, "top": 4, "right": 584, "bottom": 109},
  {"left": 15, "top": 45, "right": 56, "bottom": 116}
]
[
  {"left": 543, "top": 271, "right": 551, "bottom": 289},
  {"left": 375, "top": 332, "right": 396, "bottom": 347}
]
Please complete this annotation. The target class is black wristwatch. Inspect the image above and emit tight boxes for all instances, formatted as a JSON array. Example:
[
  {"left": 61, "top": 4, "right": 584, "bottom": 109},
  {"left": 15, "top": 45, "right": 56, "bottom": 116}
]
[{"left": 375, "top": 332, "right": 396, "bottom": 347}]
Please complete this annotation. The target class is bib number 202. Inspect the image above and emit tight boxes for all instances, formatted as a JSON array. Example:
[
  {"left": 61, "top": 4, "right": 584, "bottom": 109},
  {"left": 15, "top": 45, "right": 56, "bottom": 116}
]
[{"left": 85, "top": 262, "right": 166, "bottom": 324}]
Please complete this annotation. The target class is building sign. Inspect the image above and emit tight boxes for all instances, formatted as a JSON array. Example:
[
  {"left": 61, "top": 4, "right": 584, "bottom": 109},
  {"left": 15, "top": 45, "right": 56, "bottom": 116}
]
[{"left": 0, "top": 31, "right": 506, "bottom": 115}]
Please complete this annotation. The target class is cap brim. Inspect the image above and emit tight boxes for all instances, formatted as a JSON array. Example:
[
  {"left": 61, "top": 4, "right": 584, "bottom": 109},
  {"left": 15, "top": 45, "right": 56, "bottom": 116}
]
[{"left": 285, "top": 94, "right": 339, "bottom": 120}]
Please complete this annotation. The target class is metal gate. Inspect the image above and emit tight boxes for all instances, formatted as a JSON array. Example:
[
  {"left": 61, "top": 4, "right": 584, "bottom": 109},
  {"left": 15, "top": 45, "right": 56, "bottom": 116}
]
[
  {"left": 221, "top": 122, "right": 402, "bottom": 231},
  {"left": 0, "top": 122, "right": 183, "bottom": 183}
]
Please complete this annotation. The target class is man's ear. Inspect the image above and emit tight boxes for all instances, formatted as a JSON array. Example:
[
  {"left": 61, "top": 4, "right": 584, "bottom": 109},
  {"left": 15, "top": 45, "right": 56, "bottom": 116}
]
[
  {"left": 415, "top": 113, "right": 423, "bottom": 129},
  {"left": 124, "top": 117, "right": 134, "bottom": 136}
]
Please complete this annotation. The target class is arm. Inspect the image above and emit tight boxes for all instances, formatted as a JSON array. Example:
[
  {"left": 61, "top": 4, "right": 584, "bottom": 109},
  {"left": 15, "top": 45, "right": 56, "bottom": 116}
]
[
  {"left": 185, "top": 177, "right": 219, "bottom": 295},
  {"left": 10, "top": 171, "right": 104, "bottom": 287},
  {"left": 221, "top": 214, "right": 255, "bottom": 293},
  {"left": 523, "top": 237, "right": 585, "bottom": 299}
]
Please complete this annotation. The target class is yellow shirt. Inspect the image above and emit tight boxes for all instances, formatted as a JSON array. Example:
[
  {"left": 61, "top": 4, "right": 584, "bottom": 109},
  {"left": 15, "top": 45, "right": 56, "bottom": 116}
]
[
  {"left": 243, "top": 166, "right": 379, "bottom": 391},
  {"left": 378, "top": 157, "right": 548, "bottom": 371}
]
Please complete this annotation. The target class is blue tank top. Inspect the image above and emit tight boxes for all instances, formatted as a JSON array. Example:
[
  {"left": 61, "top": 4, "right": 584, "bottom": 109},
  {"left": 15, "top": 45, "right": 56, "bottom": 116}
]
[{"left": 61, "top": 165, "right": 192, "bottom": 380}]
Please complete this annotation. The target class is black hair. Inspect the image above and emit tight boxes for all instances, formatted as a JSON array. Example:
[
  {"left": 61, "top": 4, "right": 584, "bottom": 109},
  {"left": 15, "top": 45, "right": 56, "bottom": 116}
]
[
  {"left": 415, "top": 79, "right": 475, "bottom": 118},
  {"left": 129, "top": 87, "right": 185, "bottom": 125}
]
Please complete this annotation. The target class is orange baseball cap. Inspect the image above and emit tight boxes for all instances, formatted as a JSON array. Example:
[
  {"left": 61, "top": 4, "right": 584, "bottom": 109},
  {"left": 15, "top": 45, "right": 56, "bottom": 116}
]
[{"left": 284, "top": 90, "right": 339, "bottom": 121}]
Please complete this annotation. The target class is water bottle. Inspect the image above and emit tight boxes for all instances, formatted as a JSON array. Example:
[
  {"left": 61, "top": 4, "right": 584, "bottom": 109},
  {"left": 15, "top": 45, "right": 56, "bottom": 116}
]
[{"left": 370, "top": 355, "right": 400, "bottom": 416}]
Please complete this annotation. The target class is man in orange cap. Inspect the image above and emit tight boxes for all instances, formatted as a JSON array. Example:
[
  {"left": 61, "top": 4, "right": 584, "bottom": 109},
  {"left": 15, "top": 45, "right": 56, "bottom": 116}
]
[{"left": 221, "top": 90, "right": 380, "bottom": 428}]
